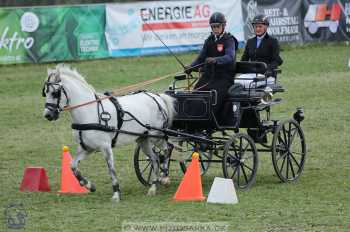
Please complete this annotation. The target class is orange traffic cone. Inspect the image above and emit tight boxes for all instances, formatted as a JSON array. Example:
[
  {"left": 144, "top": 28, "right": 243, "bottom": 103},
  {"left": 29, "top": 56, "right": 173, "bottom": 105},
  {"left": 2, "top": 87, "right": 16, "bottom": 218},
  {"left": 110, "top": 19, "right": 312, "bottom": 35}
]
[
  {"left": 58, "top": 146, "right": 88, "bottom": 194},
  {"left": 173, "top": 152, "right": 205, "bottom": 201}
]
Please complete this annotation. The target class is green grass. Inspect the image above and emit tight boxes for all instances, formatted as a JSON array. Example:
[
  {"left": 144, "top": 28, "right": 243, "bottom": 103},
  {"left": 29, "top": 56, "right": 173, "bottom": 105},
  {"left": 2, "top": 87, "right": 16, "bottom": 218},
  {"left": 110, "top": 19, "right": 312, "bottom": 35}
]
[{"left": 1, "top": 43, "right": 350, "bottom": 231}]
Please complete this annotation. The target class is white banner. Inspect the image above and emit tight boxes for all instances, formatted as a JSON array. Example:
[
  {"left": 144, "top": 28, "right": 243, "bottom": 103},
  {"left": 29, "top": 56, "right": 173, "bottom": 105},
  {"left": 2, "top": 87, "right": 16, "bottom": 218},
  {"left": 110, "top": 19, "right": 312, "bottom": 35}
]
[{"left": 105, "top": 0, "right": 244, "bottom": 57}]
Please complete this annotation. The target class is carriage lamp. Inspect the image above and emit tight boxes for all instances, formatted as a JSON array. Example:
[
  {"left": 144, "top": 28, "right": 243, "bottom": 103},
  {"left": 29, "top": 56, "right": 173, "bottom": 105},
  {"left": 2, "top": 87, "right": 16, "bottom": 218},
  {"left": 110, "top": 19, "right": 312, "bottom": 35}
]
[
  {"left": 293, "top": 107, "right": 305, "bottom": 123},
  {"left": 261, "top": 87, "right": 273, "bottom": 104}
]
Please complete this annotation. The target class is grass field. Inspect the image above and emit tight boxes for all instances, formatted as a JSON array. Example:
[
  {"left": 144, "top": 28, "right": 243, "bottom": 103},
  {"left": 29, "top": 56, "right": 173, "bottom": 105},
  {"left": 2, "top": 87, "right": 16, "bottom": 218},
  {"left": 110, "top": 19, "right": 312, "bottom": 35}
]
[{"left": 1, "top": 43, "right": 350, "bottom": 232}]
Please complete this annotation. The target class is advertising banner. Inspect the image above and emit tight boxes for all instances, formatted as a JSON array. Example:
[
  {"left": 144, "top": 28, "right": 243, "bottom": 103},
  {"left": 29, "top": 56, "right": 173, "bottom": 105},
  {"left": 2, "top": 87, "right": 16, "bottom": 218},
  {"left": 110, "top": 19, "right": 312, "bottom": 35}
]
[
  {"left": 241, "top": 0, "right": 303, "bottom": 43},
  {"left": 0, "top": 5, "right": 108, "bottom": 64},
  {"left": 2, "top": 1, "right": 348, "bottom": 65},
  {"left": 105, "top": 0, "right": 244, "bottom": 57},
  {"left": 0, "top": 9, "right": 33, "bottom": 64},
  {"left": 301, "top": 0, "right": 350, "bottom": 42}
]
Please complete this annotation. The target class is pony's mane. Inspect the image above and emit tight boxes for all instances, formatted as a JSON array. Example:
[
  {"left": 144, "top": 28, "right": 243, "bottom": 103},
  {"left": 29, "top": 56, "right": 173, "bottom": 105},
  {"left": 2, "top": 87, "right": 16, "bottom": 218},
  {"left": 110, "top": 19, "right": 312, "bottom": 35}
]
[{"left": 55, "top": 64, "right": 96, "bottom": 92}]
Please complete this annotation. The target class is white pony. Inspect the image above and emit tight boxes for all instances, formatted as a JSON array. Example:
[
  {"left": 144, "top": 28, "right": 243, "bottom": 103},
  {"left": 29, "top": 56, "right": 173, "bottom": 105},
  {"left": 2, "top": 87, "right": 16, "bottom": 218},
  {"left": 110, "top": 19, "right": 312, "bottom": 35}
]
[{"left": 42, "top": 64, "right": 175, "bottom": 202}]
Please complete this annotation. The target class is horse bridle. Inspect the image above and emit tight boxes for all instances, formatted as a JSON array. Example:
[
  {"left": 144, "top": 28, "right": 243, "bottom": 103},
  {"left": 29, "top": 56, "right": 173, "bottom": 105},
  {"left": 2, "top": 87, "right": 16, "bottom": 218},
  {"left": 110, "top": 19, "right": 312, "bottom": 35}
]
[
  {"left": 42, "top": 72, "right": 113, "bottom": 113},
  {"left": 42, "top": 73, "right": 69, "bottom": 113}
]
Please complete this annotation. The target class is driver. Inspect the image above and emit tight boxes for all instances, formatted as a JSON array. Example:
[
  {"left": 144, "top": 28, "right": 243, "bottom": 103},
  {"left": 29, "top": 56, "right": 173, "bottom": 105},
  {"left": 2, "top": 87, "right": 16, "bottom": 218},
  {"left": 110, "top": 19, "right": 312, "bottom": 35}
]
[
  {"left": 185, "top": 12, "right": 238, "bottom": 116},
  {"left": 237, "top": 14, "right": 283, "bottom": 87}
]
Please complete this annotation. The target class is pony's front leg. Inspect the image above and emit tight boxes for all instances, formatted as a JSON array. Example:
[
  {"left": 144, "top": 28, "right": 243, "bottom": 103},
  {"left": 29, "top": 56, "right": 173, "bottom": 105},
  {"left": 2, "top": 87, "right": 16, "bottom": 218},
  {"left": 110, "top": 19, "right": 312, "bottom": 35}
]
[
  {"left": 71, "top": 146, "right": 96, "bottom": 192},
  {"left": 141, "top": 140, "right": 160, "bottom": 196},
  {"left": 147, "top": 156, "right": 160, "bottom": 196},
  {"left": 159, "top": 142, "right": 173, "bottom": 187},
  {"left": 101, "top": 147, "right": 120, "bottom": 202}
]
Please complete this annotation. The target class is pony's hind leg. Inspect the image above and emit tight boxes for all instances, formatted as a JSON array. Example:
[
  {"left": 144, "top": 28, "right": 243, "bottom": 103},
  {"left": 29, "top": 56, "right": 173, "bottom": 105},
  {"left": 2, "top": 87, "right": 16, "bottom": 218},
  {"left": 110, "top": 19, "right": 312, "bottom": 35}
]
[
  {"left": 140, "top": 139, "right": 160, "bottom": 196},
  {"left": 101, "top": 147, "right": 120, "bottom": 202},
  {"left": 71, "top": 145, "right": 96, "bottom": 192}
]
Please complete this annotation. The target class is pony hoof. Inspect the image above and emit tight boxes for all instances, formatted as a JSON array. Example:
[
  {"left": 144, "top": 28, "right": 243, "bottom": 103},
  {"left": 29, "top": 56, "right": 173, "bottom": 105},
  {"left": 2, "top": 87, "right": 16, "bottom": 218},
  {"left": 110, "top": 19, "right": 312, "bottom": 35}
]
[
  {"left": 147, "top": 186, "right": 157, "bottom": 196},
  {"left": 111, "top": 192, "right": 120, "bottom": 202},
  {"left": 90, "top": 185, "right": 96, "bottom": 192},
  {"left": 160, "top": 177, "right": 171, "bottom": 186},
  {"left": 87, "top": 182, "right": 96, "bottom": 192}
]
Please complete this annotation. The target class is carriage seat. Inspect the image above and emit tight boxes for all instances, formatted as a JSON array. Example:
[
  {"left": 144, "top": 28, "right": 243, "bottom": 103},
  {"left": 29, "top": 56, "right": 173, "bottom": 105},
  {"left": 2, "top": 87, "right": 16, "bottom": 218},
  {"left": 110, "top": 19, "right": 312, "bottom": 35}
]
[
  {"left": 227, "top": 82, "right": 284, "bottom": 100},
  {"left": 227, "top": 61, "right": 284, "bottom": 101},
  {"left": 235, "top": 61, "right": 268, "bottom": 74}
]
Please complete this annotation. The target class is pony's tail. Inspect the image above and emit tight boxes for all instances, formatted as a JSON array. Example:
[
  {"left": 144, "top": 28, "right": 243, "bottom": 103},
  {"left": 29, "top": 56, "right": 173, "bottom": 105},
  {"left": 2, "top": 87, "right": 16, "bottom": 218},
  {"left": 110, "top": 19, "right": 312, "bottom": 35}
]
[{"left": 159, "top": 94, "right": 176, "bottom": 126}]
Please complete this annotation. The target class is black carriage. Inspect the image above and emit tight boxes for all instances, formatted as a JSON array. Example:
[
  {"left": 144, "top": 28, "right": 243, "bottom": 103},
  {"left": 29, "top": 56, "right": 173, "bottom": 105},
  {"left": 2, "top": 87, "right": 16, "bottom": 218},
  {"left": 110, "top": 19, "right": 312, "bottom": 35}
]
[{"left": 134, "top": 61, "right": 306, "bottom": 190}]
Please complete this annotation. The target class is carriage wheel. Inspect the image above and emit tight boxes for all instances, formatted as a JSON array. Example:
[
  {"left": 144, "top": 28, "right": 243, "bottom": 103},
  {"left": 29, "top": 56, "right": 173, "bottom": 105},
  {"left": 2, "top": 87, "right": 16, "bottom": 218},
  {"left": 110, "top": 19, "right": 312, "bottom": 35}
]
[
  {"left": 272, "top": 119, "right": 306, "bottom": 182},
  {"left": 179, "top": 141, "right": 212, "bottom": 175},
  {"left": 134, "top": 143, "right": 171, "bottom": 186},
  {"left": 222, "top": 133, "right": 258, "bottom": 190}
]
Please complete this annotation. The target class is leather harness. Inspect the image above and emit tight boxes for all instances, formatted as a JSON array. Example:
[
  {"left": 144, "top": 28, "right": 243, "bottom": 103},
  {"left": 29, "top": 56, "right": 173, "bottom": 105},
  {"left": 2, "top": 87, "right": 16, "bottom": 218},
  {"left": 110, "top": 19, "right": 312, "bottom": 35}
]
[{"left": 71, "top": 91, "right": 168, "bottom": 151}]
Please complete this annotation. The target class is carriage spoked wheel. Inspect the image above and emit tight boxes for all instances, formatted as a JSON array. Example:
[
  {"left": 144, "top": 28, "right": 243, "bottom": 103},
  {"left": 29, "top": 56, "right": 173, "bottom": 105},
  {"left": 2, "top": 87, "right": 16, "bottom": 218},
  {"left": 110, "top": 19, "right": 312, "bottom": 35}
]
[
  {"left": 134, "top": 143, "right": 172, "bottom": 186},
  {"left": 271, "top": 119, "right": 306, "bottom": 182},
  {"left": 178, "top": 141, "right": 213, "bottom": 175},
  {"left": 222, "top": 133, "right": 258, "bottom": 190}
]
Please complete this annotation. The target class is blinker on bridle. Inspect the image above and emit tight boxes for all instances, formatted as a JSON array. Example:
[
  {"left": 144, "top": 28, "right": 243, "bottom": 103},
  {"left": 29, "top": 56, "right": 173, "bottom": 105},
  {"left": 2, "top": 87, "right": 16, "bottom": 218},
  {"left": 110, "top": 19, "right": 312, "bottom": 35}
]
[{"left": 42, "top": 73, "right": 69, "bottom": 112}]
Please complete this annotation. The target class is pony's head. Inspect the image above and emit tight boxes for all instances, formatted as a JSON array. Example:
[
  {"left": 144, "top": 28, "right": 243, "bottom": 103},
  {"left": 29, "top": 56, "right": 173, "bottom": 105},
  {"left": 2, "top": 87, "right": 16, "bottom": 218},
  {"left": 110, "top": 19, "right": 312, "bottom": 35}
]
[
  {"left": 42, "top": 64, "right": 96, "bottom": 121},
  {"left": 42, "top": 66, "right": 68, "bottom": 121}
]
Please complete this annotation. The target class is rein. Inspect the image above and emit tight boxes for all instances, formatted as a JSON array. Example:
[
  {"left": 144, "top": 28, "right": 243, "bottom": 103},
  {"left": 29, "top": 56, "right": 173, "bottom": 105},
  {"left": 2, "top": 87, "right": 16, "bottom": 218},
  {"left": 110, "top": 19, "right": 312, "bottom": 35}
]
[
  {"left": 62, "top": 95, "right": 112, "bottom": 111},
  {"left": 62, "top": 72, "right": 178, "bottom": 112}
]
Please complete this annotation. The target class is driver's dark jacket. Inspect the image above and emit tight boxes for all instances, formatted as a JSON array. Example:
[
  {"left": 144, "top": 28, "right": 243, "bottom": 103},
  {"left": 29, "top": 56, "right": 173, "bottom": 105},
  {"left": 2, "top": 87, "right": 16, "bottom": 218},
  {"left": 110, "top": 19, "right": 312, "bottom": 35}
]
[
  {"left": 241, "top": 33, "right": 283, "bottom": 74},
  {"left": 190, "top": 32, "right": 238, "bottom": 115}
]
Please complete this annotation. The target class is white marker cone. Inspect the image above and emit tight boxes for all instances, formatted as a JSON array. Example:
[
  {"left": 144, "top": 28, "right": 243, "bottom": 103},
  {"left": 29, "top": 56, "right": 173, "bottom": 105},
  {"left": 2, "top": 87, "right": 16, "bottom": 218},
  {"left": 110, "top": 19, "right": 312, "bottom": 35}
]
[{"left": 207, "top": 177, "right": 238, "bottom": 204}]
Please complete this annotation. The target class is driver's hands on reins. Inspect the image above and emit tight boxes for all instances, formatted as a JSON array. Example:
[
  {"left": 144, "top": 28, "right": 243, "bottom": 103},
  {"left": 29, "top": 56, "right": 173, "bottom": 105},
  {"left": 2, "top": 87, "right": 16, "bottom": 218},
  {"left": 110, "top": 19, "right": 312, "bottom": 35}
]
[{"left": 205, "top": 57, "right": 217, "bottom": 64}]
